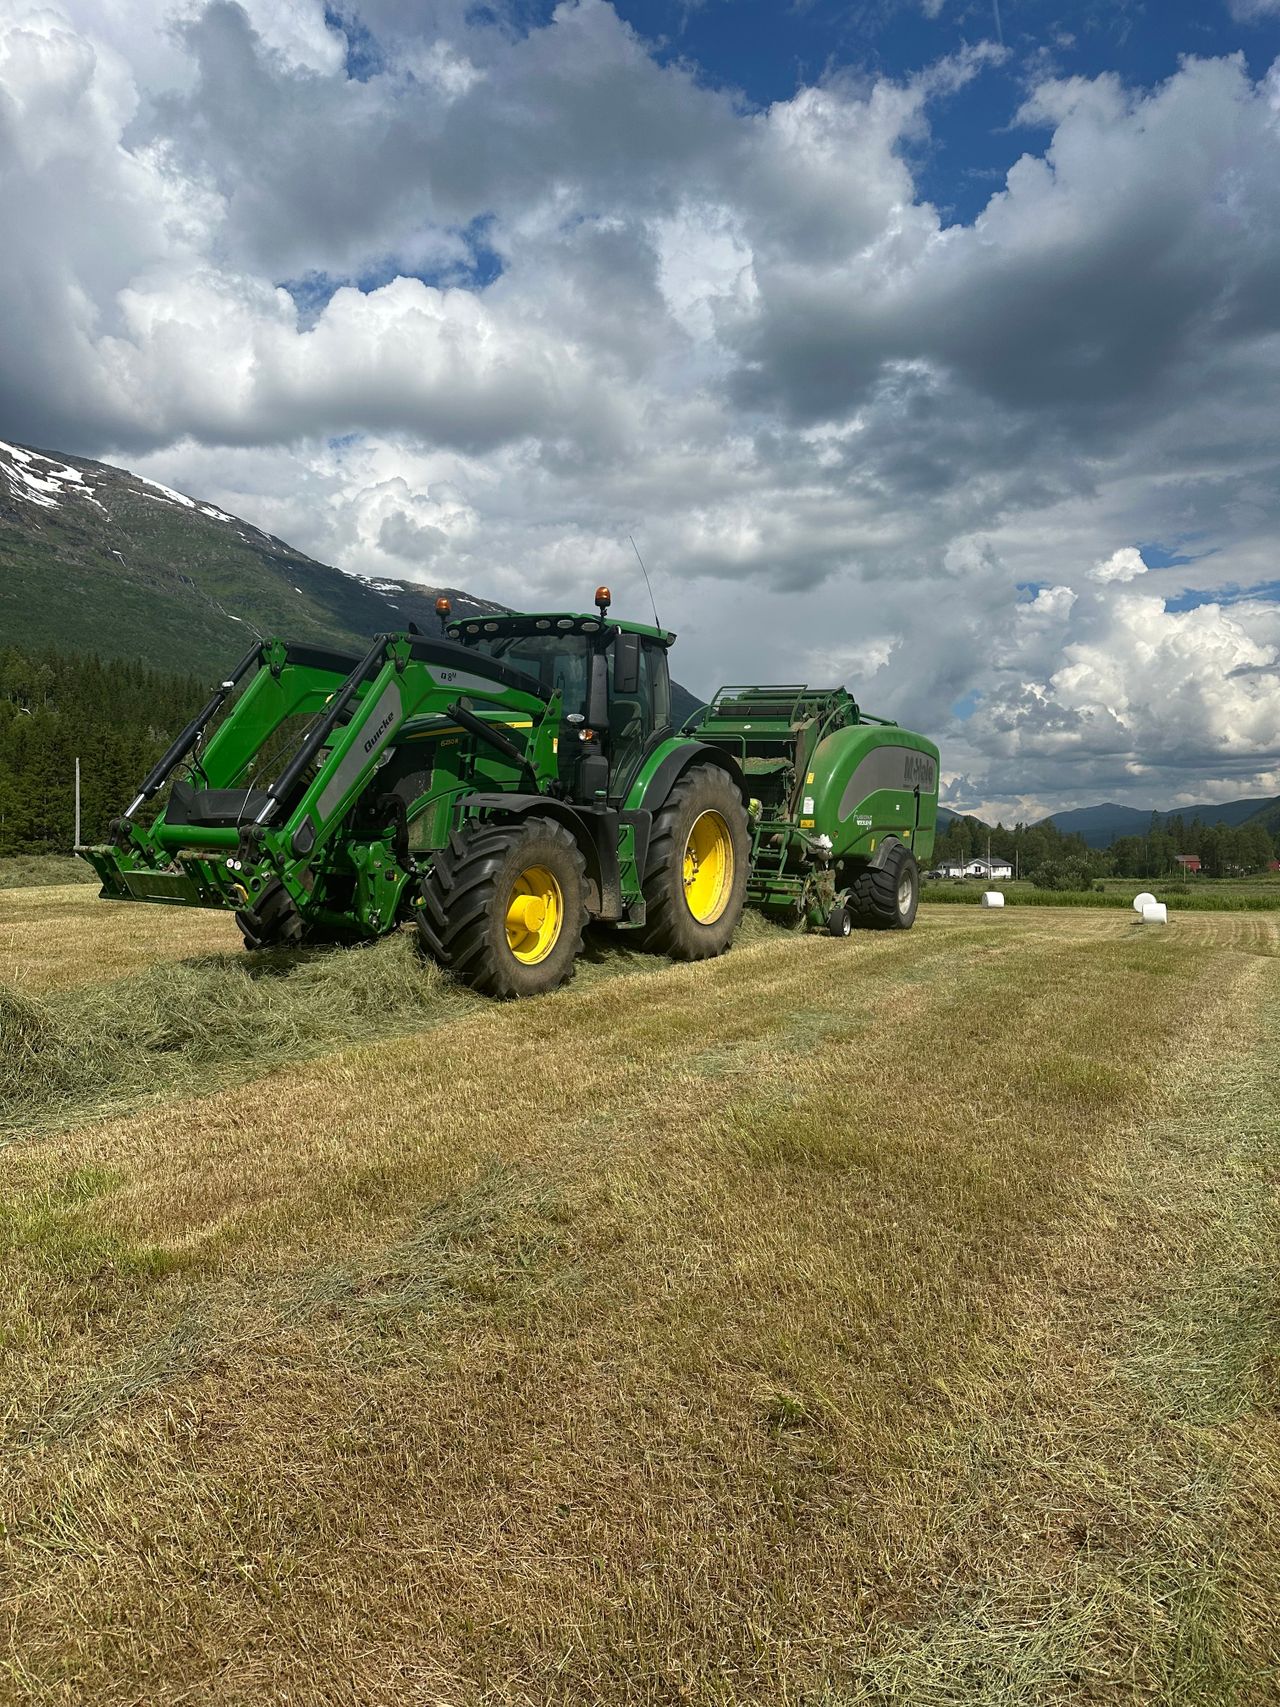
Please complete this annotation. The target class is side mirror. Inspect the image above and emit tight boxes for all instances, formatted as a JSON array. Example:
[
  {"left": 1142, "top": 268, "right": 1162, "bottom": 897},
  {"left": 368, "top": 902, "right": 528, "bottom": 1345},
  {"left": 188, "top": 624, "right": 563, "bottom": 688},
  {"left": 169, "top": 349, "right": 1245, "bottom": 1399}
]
[
  {"left": 614, "top": 630, "right": 641, "bottom": 695},
  {"left": 586, "top": 652, "right": 609, "bottom": 730}
]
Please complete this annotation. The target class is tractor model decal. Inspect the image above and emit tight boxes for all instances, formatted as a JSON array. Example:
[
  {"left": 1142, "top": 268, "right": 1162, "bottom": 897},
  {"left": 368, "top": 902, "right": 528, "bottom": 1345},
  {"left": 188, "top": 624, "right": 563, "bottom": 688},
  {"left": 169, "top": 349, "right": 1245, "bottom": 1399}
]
[{"left": 316, "top": 677, "right": 405, "bottom": 821}]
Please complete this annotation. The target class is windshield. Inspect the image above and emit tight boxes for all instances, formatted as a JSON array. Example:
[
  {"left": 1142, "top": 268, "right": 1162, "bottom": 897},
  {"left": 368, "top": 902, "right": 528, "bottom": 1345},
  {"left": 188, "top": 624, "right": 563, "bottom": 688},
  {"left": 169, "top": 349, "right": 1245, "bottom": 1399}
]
[{"left": 463, "top": 633, "right": 590, "bottom": 716}]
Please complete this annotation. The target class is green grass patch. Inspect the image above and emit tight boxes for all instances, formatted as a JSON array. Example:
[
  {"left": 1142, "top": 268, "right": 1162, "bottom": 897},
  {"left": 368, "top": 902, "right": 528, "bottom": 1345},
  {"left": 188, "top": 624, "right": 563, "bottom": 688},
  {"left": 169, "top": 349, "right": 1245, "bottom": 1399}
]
[
  {"left": 0, "top": 1167, "right": 187, "bottom": 1281},
  {"left": 921, "top": 884, "right": 1280, "bottom": 911},
  {"left": 0, "top": 855, "right": 97, "bottom": 888}
]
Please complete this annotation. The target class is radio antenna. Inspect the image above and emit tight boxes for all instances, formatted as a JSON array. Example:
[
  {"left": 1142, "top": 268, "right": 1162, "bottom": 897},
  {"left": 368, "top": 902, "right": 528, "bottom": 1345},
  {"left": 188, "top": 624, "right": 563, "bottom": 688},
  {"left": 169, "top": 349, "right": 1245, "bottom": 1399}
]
[{"left": 628, "top": 533, "right": 661, "bottom": 630}]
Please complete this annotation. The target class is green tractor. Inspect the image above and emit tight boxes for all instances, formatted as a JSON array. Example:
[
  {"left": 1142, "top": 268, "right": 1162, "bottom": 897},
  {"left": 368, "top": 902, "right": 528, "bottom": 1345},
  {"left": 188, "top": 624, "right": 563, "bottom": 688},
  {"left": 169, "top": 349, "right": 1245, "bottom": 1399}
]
[{"left": 81, "top": 589, "right": 940, "bottom": 997}]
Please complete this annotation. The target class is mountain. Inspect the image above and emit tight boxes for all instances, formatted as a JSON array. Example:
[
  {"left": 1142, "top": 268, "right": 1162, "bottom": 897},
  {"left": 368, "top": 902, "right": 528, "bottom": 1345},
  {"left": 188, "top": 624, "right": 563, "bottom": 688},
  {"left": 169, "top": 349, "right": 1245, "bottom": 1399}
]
[
  {"left": 1041, "top": 797, "right": 1280, "bottom": 847},
  {"left": 0, "top": 439, "right": 505, "bottom": 677},
  {"left": 0, "top": 438, "right": 703, "bottom": 724}
]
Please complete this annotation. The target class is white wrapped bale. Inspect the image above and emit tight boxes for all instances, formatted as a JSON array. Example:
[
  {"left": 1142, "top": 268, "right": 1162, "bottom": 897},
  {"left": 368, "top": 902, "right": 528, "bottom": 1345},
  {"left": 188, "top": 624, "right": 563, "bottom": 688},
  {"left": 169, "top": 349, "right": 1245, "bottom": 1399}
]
[
  {"left": 1141, "top": 901, "right": 1168, "bottom": 924},
  {"left": 981, "top": 890, "right": 1005, "bottom": 909},
  {"left": 1133, "top": 891, "right": 1157, "bottom": 914}
]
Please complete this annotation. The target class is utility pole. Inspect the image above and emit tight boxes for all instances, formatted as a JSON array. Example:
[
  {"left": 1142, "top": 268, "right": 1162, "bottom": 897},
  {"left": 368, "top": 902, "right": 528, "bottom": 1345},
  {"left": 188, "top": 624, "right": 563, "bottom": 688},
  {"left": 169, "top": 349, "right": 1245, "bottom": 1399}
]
[{"left": 74, "top": 756, "right": 81, "bottom": 849}]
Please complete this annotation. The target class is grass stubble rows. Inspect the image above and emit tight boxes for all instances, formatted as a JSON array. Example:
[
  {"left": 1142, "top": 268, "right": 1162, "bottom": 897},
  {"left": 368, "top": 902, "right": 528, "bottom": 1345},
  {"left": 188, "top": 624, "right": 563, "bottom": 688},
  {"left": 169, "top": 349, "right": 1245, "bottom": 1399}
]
[{"left": 0, "top": 892, "right": 1277, "bottom": 1704}]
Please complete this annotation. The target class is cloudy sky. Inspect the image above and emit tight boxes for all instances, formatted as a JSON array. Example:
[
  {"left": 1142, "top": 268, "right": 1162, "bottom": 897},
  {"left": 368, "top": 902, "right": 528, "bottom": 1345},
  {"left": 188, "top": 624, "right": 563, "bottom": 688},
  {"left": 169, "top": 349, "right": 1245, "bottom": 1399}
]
[{"left": 3, "top": 0, "right": 1280, "bottom": 818}]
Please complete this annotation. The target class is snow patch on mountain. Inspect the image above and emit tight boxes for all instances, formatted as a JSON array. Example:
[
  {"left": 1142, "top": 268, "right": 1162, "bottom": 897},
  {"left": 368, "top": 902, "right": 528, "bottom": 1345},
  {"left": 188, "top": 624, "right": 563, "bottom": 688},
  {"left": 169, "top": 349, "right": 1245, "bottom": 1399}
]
[
  {"left": 134, "top": 474, "right": 196, "bottom": 509},
  {"left": 0, "top": 440, "right": 92, "bottom": 509}
]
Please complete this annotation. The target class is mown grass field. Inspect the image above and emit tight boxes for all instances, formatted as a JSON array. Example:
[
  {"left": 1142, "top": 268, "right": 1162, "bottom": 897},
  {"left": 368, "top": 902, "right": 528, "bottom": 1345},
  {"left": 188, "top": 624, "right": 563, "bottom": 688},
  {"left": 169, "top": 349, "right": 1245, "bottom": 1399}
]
[
  {"left": 2, "top": 887, "right": 1278, "bottom": 1704},
  {"left": 922, "top": 875, "right": 1280, "bottom": 911}
]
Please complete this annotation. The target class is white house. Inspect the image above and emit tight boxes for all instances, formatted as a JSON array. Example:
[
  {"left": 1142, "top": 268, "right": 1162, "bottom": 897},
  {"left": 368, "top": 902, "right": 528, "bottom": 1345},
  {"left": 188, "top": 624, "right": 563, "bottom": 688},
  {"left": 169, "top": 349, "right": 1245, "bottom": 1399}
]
[{"left": 963, "top": 856, "right": 1014, "bottom": 880}]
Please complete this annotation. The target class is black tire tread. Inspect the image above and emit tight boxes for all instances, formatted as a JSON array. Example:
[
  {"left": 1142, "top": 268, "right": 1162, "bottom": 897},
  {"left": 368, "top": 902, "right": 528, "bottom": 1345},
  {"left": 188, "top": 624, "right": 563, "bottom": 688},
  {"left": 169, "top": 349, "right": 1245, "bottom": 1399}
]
[
  {"left": 635, "top": 764, "right": 749, "bottom": 960},
  {"left": 848, "top": 844, "right": 919, "bottom": 931},
  {"left": 237, "top": 878, "right": 306, "bottom": 950},
  {"left": 417, "top": 818, "right": 588, "bottom": 998}
]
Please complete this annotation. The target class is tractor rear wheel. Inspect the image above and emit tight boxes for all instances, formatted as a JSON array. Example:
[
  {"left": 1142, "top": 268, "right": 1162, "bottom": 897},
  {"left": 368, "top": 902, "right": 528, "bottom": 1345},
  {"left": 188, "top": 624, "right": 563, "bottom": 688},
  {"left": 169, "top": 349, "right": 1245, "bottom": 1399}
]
[
  {"left": 416, "top": 817, "right": 588, "bottom": 998},
  {"left": 636, "top": 764, "right": 749, "bottom": 960},
  {"left": 848, "top": 843, "right": 919, "bottom": 930}
]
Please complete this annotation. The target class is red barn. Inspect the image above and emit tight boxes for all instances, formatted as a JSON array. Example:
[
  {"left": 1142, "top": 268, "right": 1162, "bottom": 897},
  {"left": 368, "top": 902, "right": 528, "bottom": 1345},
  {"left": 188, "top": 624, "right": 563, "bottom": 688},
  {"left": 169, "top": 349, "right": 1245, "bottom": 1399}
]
[{"left": 1174, "top": 854, "right": 1202, "bottom": 873}]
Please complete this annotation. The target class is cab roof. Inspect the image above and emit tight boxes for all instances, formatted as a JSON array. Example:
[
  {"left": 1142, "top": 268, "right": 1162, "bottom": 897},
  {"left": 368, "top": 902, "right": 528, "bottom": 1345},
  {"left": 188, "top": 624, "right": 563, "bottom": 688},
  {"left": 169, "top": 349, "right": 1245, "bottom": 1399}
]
[{"left": 446, "top": 611, "right": 676, "bottom": 647}]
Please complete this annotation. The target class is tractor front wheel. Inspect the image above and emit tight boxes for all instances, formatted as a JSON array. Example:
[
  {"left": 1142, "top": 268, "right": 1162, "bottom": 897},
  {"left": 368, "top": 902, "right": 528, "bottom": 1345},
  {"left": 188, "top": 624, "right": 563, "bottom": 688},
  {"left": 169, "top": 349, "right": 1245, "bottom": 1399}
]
[
  {"left": 236, "top": 878, "right": 372, "bottom": 951},
  {"left": 847, "top": 843, "right": 919, "bottom": 930},
  {"left": 416, "top": 818, "right": 588, "bottom": 998},
  {"left": 236, "top": 878, "right": 307, "bottom": 950},
  {"left": 636, "top": 764, "right": 749, "bottom": 960}
]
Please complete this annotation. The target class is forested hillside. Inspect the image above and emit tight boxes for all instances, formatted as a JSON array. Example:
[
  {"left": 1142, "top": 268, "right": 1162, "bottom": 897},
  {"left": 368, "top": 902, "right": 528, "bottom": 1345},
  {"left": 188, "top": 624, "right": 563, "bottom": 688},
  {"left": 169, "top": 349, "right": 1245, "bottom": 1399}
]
[
  {"left": 0, "top": 647, "right": 202, "bottom": 854},
  {"left": 1037, "top": 796, "right": 1280, "bottom": 847},
  {"left": 2, "top": 440, "right": 703, "bottom": 741},
  {"left": 935, "top": 809, "right": 1276, "bottom": 883}
]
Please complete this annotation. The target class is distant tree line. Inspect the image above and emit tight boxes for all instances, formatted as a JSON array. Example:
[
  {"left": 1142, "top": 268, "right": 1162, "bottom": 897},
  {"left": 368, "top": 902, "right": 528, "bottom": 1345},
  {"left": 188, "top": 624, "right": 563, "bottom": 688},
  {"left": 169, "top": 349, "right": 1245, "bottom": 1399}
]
[
  {"left": 0, "top": 647, "right": 204, "bottom": 854},
  {"left": 1108, "top": 815, "right": 1275, "bottom": 878},
  {"left": 934, "top": 814, "right": 1097, "bottom": 877},
  {"left": 935, "top": 809, "right": 1276, "bottom": 888}
]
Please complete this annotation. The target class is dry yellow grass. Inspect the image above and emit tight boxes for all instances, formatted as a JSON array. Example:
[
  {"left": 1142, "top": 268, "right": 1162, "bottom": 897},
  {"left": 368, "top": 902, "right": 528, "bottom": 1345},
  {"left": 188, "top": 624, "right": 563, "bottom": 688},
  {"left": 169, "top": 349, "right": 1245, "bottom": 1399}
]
[
  {"left": 1, "top": 902, "right": 1277, "bottom": 1704},
  {"left": 0, "top": 883, "right": 239, "bottom": 993}
]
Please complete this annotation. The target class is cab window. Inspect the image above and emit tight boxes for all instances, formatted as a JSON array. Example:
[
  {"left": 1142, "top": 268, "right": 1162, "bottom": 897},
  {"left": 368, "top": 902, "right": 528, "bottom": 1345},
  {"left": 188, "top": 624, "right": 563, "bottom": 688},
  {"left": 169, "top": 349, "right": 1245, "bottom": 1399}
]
[
  {"left": 608, "top": 639, "right": 671, "bottom": 793},
  {"left": 463, "top": 633, "right": 589, "bottom": 715}
]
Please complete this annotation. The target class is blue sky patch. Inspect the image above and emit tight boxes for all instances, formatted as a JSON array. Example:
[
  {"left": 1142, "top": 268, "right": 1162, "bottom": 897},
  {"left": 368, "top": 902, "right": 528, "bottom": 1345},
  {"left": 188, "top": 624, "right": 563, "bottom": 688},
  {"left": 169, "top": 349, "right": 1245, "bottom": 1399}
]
[
  {"left": 1168, "top": 579, "right": 1280, "bottom": 613},
  {"left": 324, "top": 6, "right": 384, "bottom": 81},
  {"left": 282, "top": 220, "right": 504, "bottom": 323},
  {"left": 1138, "top": 537, "right": 1209, "bottom": 569},
  {"left": 600, "top": 2, "right": 1280, "bottom": 223}
]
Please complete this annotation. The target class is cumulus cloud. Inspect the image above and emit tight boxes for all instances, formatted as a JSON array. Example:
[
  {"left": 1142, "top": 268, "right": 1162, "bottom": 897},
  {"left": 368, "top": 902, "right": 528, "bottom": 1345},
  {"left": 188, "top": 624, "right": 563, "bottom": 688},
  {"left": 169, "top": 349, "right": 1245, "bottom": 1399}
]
[
  {"left": 1090, "top": 547, "right": 1147, "bottom": 583},
  {"left": 950, "top": 572, "right": 1280, "bottom": 815},
  {"left": 2, "top": 0, "right": 1280, "bottom": 817}
]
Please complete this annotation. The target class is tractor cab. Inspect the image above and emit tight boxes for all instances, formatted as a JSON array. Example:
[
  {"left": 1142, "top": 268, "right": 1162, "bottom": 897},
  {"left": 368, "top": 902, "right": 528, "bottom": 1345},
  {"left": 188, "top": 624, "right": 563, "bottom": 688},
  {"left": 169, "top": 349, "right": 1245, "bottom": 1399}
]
[{"left": 443, "top": 589, "right": 674, "bottom": 804}]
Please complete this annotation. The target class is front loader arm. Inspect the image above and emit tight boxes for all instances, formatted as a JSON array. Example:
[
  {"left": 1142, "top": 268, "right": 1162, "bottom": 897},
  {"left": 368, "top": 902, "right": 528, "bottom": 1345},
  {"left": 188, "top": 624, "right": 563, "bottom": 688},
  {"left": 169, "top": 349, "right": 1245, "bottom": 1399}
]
[
  {"left": 82, "top": 632, "right": 558, "bottom": 926},
  {"left": 263, "top": 635, "right": 560, "bottom": 870}
]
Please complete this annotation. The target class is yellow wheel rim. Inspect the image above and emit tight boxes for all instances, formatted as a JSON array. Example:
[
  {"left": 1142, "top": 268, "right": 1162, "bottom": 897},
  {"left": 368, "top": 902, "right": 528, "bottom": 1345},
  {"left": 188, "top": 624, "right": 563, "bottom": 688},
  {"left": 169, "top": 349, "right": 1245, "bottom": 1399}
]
[
  {"left": 682, "top": 810, "right": 734, "bottom": 925},
  {"left": 505, "top": 864, "right": 564, "bottom": 965}
]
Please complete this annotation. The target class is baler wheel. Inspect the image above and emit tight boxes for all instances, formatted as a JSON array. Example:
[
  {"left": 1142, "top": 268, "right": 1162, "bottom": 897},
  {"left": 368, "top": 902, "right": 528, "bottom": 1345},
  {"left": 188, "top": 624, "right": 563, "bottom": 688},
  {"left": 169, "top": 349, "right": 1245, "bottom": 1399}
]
[
  {"left": 416, "top": 817, "right": 588, "bottom": 998},
  {"left": 826, "top": 903, "right": 853, "bottom": 937},
  {"left": 848, "top": 844, "right": 919, "bottom": 931},
  {"left": 635, "top": 764, "right": 749, "bottom": 960}
]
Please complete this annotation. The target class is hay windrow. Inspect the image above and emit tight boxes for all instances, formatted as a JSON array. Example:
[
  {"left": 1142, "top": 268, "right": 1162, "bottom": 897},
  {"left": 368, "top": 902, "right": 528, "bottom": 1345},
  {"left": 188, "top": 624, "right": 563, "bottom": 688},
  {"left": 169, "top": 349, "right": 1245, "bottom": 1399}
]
[
  {"left": 1, "top": 920, "right": 793, "bottom": 1137},
  {"left": 0, "top": 933, "right": 475, "bottom": 1136}
]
